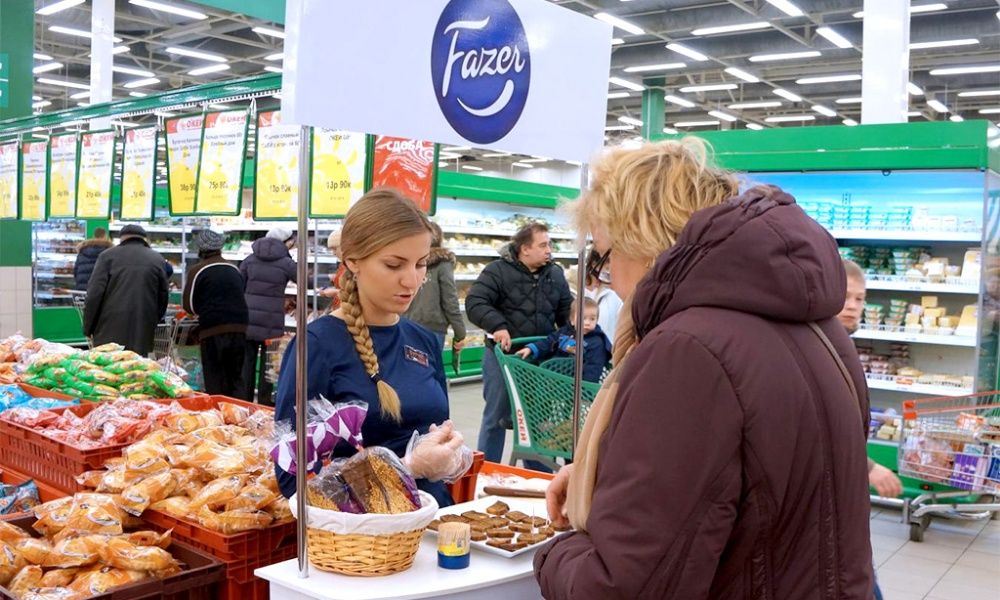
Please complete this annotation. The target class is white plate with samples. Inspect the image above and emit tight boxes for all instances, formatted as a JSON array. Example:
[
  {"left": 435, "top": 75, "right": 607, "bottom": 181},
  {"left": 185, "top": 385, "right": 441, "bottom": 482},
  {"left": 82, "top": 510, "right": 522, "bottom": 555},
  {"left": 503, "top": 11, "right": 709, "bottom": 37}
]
[{"left": 425, "top": 495, "right": 567, "bottom": 558}]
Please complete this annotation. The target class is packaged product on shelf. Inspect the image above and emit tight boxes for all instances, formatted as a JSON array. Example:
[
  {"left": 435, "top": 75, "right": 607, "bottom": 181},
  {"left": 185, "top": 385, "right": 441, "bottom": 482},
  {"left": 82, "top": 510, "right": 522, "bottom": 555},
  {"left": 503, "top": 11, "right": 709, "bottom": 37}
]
[{"left": 0, "top": 479, "right": 41, "bottom": 515}]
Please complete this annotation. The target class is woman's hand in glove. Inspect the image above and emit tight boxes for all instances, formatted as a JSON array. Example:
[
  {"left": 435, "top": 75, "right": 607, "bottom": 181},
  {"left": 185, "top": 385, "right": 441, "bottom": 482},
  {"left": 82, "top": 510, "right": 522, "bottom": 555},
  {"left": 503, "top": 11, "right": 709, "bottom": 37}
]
[{"left": 403, "top": 421, "right": 472, "bottom": 483}]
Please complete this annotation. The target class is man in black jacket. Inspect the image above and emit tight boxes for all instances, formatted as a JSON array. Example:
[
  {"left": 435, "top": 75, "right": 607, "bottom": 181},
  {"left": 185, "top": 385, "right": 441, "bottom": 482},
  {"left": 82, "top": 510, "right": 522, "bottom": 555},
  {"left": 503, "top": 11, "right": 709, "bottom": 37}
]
[
  {"left": 465, "top": 222, "right": 572, "bottom": 467},
  {"left": 74, "top": 227, "right": 112, "bottom": 291},
  {"left": 183, "top": 230, "right": 249, "bottom": 396}
]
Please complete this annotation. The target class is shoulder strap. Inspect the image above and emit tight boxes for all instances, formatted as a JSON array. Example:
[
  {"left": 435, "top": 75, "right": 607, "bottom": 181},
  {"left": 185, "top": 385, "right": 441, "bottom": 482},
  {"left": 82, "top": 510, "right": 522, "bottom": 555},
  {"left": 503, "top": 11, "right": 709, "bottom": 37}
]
[{"left": 807, "top": 322, "right": 860, "bottom": 410}]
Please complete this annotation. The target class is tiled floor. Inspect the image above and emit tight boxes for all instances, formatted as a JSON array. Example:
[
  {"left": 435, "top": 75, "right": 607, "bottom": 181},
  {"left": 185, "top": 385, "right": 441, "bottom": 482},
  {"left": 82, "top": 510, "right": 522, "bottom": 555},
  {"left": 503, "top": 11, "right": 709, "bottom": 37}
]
[{"left": 447, "top": 381, "right": 1000, "bottom": 600}]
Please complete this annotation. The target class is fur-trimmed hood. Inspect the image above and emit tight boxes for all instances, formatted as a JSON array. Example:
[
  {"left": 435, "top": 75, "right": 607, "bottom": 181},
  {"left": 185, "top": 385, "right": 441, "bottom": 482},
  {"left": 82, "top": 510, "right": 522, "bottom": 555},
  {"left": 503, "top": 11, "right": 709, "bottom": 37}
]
[
  {"left": 427, "top": 246, "right": 456, "bottom": 267},
  {"left": 77, "top": 238, "right": 113, "bottom": 252}
]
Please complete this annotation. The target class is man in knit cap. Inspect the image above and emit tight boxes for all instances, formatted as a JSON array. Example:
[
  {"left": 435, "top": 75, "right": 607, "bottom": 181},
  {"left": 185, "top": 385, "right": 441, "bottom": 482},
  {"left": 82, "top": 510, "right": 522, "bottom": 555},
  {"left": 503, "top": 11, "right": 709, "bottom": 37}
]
[{"left": 183, "top": 229, "right": 249, "bottom": 396}]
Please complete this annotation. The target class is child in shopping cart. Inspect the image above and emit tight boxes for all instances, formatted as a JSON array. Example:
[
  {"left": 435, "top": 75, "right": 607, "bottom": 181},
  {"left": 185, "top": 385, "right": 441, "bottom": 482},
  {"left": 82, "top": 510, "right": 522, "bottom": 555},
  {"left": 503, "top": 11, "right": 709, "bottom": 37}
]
[{"left": 515, "top": 297, "right": 611, "bottom": 382}]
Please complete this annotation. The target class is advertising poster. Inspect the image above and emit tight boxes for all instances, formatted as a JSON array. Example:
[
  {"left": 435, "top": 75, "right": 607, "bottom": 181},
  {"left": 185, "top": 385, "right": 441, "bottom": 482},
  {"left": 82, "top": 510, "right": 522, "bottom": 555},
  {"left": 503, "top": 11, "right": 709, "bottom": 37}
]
[
  {"left": 20, "top": 140, "right": 47, "bottom": 221},
  {"left": 0, "top": 141, "right": 18, "bottom": 219},
  {"left": 76, "top": 130, "right": 115, "bottom": 219},
  {"left": 195, "top": 110, "right": 248, "bottom": 215},
  {"left": 310, "top": 128, "right": 366, "bottom": 218},
  {"left": 48, "top": 133, "right": 79, "bottom": 219},
  {"left": 253, "top": 110, "right": 301, "bottom": 220},
  {"left": 370, "top": 135, "right": 436, "bottom": 214},
  {"left": 165, "top": 114, "right": 204, "bottom": 216},
  {"left": 120, "top": 126, "right": 158, "bottom": 221}
]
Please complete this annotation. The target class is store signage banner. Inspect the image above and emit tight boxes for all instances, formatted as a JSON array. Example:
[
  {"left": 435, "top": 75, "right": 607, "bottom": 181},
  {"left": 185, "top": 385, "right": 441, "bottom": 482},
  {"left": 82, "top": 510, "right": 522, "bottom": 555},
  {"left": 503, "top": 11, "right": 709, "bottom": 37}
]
[
  {"left": 76, "top": 130, "right": 115, "bottom": 220},
  {"left": 20, "top": 140, "right": 47, "bottom": 221},
  {"left": 310, "top": 128, "right": 367, "bottom": 218},
  {"left": 120, "top": 126, "right": 158, "bottom": 221},
  {"left": 370, "top": 136, "right": 436, "bottom": 214},
  {"left": 253, "top": 110, "right": 301, "bottom": 220},
  {"left": 0, "top": 141, "right": 18, "bottom": 219},
  {"left": 48, "top": 133, "right": 79, "bottom": 219},
  {"left": 165, "top": 114, "right": 204, "bottom": 216},
  {"left": 195, "top": 110, "right": 248, "bottom": 216},
  {"left": 283, "top": 0, "right": 612, "bottom": 162}
]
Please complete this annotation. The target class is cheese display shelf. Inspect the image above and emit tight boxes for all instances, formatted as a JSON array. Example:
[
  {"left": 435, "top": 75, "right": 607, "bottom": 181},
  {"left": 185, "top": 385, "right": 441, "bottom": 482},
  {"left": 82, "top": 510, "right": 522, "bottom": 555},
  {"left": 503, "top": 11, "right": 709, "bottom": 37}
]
[{"left": 31, "top": 221, "right": 88, "bottom": 308}]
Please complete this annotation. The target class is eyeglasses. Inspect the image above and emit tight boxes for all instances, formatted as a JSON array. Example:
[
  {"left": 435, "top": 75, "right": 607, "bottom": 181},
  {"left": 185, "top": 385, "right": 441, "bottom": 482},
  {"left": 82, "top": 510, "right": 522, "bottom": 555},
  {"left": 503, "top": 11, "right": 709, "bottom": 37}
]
[{"left": 587, "top": 249, "right": 612, "bottom": 284}]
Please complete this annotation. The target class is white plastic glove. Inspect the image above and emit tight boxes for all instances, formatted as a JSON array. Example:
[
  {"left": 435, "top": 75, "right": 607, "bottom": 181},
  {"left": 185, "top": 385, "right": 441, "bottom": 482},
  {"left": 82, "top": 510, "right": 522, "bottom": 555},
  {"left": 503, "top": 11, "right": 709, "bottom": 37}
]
[{"left": 403, "top": 420, "right": 474, "bottom": 483}]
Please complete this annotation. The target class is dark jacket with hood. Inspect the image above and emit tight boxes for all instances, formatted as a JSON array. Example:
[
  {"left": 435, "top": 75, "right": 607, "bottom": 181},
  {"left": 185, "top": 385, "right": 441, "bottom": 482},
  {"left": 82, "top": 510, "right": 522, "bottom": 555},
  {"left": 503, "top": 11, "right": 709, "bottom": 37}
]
[
  {"left": 535, "top": 186, "right": 874, "bottom": 600},
  {"left": 74, "top": 238, "right": 112, "bottom": 291},
  {"left": 240, "top": 237, "right": 297, "bottom": 342},
  {"left": 83, "top": 237, "right": 169, "bottom": 356},
  {"left": 404, "top": 247, "right": 466, "bottom": 341},
  {"left": 465, "top": 243, "right": 572, "bottom": 345},
  {"left": 183, "top": 252, "right": 249, "bottom": 339}
]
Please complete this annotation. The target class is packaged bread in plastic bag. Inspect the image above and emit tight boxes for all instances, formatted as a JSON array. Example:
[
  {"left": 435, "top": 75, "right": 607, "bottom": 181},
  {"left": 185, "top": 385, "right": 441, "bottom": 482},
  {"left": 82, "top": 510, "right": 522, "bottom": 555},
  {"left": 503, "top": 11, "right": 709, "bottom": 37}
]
[
  {"left": 0, "top": 521, "right": 29, "bottom": 544},
  {"left": 188, "top": 474, "right": 247, "bottom": 511},
  {"left": 15, "top": 536, "right": 52, "bottom": 565},
  {"left": 7, "top": 564, "right": 43, "bottom": 597},
  {"left": 0, "top": 541, "right": 27, "bottom": 586},
  {"left": 99, "top": 537, "right": 179, "bottom": 572},
  {"left": 39, "top": 567, "right": 80, "bottom": 587},
  {"left": 120, "top": 470, "right": 177, "bottom": 516}
]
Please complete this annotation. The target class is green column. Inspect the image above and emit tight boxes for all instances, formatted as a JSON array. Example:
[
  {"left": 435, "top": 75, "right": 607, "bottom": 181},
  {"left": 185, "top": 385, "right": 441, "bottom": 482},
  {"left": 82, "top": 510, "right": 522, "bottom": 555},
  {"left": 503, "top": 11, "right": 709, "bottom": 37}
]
[
  {"left": 0, "top": 0, "right": 34, "bottom": 267},
  {"left": 640, "top": 88, "right": 665, "bottom": 141}
]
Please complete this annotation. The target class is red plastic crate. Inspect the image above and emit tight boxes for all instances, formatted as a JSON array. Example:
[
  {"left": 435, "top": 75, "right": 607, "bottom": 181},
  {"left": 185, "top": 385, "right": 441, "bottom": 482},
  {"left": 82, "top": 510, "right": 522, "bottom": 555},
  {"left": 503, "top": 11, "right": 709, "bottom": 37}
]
[
  {"left": 480, "top": 461, "right": 556, "bottom": 481},
  {"left": 16, "top": 382, "right": 77, "bottom": 401},
  {"left": 217, "top": 541, "right": 299, "bottom": 600},
  {"left": 447, "top": 450, "right": 485, "bottom": 503},
  {"left": 140, "top": 511, "right": 297, "bottom": 563}
]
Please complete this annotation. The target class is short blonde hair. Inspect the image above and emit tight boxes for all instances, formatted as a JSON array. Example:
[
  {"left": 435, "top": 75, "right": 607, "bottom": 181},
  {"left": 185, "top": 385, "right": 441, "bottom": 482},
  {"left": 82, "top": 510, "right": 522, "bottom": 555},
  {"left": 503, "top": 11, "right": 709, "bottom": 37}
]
[
  {"left": 843, "top": 259, "right": 865, "bottom": 283},
  {"left": 571, "top": 138, "right": 738, "bottom": 262}
]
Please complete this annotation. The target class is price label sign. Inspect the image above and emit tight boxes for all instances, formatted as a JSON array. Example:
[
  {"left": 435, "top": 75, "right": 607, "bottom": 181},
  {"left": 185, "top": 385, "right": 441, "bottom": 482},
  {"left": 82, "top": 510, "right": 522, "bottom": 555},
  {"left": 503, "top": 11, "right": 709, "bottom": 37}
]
[
  {"left": 120, "top": 126, "right": 158, "bottom": 221},
  {"left": 0, "top": 141, "right": 19, "bottom": 219},
  {"left": 309, "top": 128, "right": 366, "bottom": 218},
  {"left": 165, "top": 114, "right": 204, "bottom": 216},
  {"left": 76, "top": 130, "right": 115, "bottom": 219},
  {"left": 370, "top": 136, "right": 436, "bottom": 214},
  {"left": 253, "top": 110, "right": 301, "bottom": 220},
  {"left": 195, "top": 109, "right": 248, "bottom": 215},
  {"left": 20, "top": 140, "right": 47, "bottom": 221},
  {"left": 48, "top": 133, "right": 79, "bottom": 218}
]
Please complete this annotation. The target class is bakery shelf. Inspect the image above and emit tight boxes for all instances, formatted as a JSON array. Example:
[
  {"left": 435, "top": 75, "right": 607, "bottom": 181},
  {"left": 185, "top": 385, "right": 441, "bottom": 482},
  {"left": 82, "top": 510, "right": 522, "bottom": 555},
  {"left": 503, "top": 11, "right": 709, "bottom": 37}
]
[
  {"left": 441, "top": 225, "right": 576, "bottom": 240},
  {"left": 35, "top": 251, "right": 76, "bottom": 261},
  {"left": 454, "top": 274, "right": 479, "bottom": 281},
  {"left": 852, "top": 327, "right": 976, "bottom": 347},
  {"left": 864, "top": 376, "right": 972, "bottom": 397},
  {"left": 828, "top": 229, "right": 981, "bottom": 242}
]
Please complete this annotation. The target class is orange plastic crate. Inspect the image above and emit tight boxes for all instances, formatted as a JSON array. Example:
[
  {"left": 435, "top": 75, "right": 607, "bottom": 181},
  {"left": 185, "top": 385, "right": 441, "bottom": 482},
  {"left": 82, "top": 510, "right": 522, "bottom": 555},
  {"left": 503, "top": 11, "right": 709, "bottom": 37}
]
[
  {"left": 480, "top": 461, "right": 556, "bottom": 481},
  {"left": 140, "top": 511, "right": 297, "bottom": 563},
  {"left": 217, "top": 542, "right": 298, "bottom": 600}
]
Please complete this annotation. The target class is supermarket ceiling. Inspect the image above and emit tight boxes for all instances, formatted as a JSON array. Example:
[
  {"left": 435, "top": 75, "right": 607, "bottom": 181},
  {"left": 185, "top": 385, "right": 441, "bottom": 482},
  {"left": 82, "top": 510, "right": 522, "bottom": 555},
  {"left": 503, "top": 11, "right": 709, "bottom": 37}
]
[{"left": 28, "top": 0, "right": 1000, "bottom": 163}]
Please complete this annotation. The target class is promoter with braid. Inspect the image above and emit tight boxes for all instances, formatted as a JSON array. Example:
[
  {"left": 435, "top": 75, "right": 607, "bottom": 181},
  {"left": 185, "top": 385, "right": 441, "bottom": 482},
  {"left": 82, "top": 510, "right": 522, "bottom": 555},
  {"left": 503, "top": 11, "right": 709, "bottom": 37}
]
[{"left": 273, "top": 189, "right": 466, "bottom": 507}]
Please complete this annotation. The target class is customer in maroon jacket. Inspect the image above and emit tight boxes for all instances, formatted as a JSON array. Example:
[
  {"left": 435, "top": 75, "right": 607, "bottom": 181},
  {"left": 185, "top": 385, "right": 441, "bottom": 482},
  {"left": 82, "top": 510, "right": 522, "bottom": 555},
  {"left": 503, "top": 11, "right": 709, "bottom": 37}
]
[{"left": 534, "top": 139, "right": 874, "bottom": 599}]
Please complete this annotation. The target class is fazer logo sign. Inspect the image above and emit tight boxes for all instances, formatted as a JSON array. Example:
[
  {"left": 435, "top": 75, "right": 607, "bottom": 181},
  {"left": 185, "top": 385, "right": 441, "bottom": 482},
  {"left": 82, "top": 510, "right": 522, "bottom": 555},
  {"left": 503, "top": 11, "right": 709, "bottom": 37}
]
[{"left": 430, "top": 0, "right": 530, "bottom": 144}]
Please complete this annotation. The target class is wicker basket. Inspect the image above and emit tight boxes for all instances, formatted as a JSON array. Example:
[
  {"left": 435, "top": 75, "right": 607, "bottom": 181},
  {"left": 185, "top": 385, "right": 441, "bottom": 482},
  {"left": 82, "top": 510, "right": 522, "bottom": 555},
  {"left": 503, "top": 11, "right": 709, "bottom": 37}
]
[{"left": 291, "top": 490, "right": 439, "bottom": 577}]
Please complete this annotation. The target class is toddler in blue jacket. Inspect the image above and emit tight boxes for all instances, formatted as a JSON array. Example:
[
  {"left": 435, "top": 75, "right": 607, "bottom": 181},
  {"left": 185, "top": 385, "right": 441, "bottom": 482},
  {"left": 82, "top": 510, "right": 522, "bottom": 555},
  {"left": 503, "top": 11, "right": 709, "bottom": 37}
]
[{"left": 515, "top": 296, "right": 612, "bottom": 382}]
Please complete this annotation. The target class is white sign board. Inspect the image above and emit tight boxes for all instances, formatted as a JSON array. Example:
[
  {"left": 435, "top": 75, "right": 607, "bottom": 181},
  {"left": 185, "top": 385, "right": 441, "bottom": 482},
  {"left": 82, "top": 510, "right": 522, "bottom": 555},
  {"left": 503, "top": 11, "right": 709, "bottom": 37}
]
[{"left": 282, "top": 0, "right": 612, "bottom": 163}]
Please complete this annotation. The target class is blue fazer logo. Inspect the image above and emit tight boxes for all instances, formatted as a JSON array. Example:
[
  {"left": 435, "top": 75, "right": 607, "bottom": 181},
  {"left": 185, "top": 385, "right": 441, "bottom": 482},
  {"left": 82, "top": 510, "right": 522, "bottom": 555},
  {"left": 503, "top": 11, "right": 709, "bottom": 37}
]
[{"left": 431, "top": 0, "right": 531, "bottom": 145}]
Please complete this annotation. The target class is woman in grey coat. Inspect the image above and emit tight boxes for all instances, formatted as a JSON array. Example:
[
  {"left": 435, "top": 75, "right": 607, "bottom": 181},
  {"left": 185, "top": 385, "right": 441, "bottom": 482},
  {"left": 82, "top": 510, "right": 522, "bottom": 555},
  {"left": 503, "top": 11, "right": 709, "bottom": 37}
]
[{"left": 404, "top": 222, "right": 466, "bottom": 353}]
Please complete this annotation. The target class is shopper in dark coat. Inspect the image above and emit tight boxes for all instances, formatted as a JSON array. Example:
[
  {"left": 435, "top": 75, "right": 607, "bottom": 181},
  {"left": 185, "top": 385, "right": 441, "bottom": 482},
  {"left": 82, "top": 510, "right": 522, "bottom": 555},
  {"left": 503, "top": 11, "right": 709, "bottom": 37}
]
[
  {"left": 82, "top": 225, "right": 168, "bottom": 356},
  {"left": 536, "top": 140, "right": 873, "bottom": 600},
  {"left": 404, "top": 222, "right": 466, "bottom": 351},
  {"left": 239, "top": 228, "right": 297, "bottom": 404},
  {"left": 183, "top": 230, "right": 249, "bottom": 397},
  {"left": 73, "top": 228, "right": 112, "bottom": 291}
]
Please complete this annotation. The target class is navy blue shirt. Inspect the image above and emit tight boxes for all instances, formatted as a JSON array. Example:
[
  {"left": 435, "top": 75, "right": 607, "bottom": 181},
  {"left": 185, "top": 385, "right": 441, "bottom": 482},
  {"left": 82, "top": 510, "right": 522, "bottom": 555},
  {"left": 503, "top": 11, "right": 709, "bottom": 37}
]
[
  {"left": 527, "top": 324, "right": 612, "bottom": 382},
  {"left": 273, "top": 315, "right": 452, "bottom": 506}
]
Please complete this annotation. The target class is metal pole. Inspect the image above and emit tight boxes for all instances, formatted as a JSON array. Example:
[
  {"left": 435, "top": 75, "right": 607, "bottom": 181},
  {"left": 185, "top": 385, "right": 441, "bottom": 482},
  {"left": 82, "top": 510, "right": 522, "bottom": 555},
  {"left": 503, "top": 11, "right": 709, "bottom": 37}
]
[
  {"left": 294, "top": 125, "right": 310, "bottom": 578},
  {"left": 571, "top": 164, "right": 589, "bottom": 455}
]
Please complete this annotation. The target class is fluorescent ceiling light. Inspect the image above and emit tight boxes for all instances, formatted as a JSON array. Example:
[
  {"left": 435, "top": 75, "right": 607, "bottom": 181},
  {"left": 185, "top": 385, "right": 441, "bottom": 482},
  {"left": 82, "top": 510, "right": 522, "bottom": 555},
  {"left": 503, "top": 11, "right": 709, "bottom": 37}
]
[
  {"left": 907, "top": 82, "right": 924, "bottom": 96},
  {"left": 442, "top": 146, "right": 470, "bottom": 152},
  {"left": 664, "top": 94, "right": 695, "bottom": 108},
  {"left": 906, "top": 111, "right": 923, "bottom": 117},
  {"left": 33, "top": 53, "right": 54, "bottom": 61},
  {"left": 438, "top": 151, "right": 460, "bottom": 160},
  {"left": 265, "top": 53, "right": 284, "bottom": 62},
  {"left": 461, "top": 165, "right": 483, "bottom": 172},
  {"left": 674, "top": 120, "right": 720, "bottom": 127},
  {"left": 795, "top": 73, "right": 861, "bottom": 84},
  {"left": 623, "top": 62, "right": 685, "bottom": 73},
  {"left": 129, "top": 0, "right": 207, "bottom": 19},
  {"left": 49, "top": 25, "right": 122, "bottom": 42},
  {"left": 32, "top": 100, "right": 52, "bottom": 109},
  {"left": 853, "top": 3, "right": 948, "bottom": 18},
  {"left": 979, "top": 108, "right": 1000, "bottom": 115},
  {"left": 264, "top": 66, "right": 282, "bottom": 73},
  {"left": 607, "top": 91, "right": 630, "bottom": 99},
  {"left": 522, "top": 158, "right": 549, "bottom": 163},
  {"left": 112, "top": 45, "right": 130, "bottom": 55},
  {"left": 665, "top": 43, "right": 709, "bottom": 62},
  {"left": 112, "top": 65, "right": 155, "bottom": 78},
  {"left": 188, "top": 64, "right": 230, "bottom": 76},
  {"left": 481, "top": 152, "right": 511, "bottom": 158},
  {"left": 32, "top": 95, "right": 42, "bottom": 101},
  {"left": 129, "top": 91, "right": 148, "bottom": 97},
  {"left": 36, "top": 0, "right": 85, "bottom": 16},
  {"left": 32, "top": 62, "right": 62, "bottom": 74},
  {"left": 835, "top": 97, "right": 862, "bottom": 104},
  {"left": 773, "top": 88, "right": 803, "bottom": 102},
  {"left": 842, "top": 118, "right": 858, "bottom": 126},
  {"left": 691, "top": 22, "right": 770, "bottom": 36},
  {"left": 76, "top": 102, "right": 90, "bottom": 107},
  {"left": 764, "top": 0, "right": 804, "bottom": 17},
  {"left": 611, "top": 38, "right": 624, "bottom": 46},
  {"left": 609, "top": 76, "right": 644, "bottom": 92},
  {"left": 166, "top": 46, "right": 227, "bottom": 63},
  {"left": 594, "top": 12, "right": 644, "bottom": 35},
  {"left": 958, "top": 89, "right": 1000, "bottom": 97},
  {"left": 909, "top": 38, "right": 978, "bottom": 50},
  {"left": 36, "top": 76, "right": 89, "bottom": 90},
  {"left": 949, "top": 115, "right": 964, "bottom": 122},
  {"left": 110, "top": 120, "right": 139, "bottom": 128},
  {"left": 708, "top": 110, "right": 737, "bottom": 122},
  {"left": 729, "top": 101, "right": 782, "bottom": 109},
  {"left": 816, "top": 27, "right": 853, "bottom": 49},
  {"left": 812, "top": 104, "right": 837, "bottom": 117},
  {"left": 929, "top": 64, "right": 1000, "bottom": 76},
  {"left": 765, "top": 115, "right": 816, "bottom": 123},
  {"left": 604, "top": 125, "right": 634, "bottom": 131},
  {"left": 746, "top": 123, "right": 764, "bottom": 130},
  {"left": 679, "top": 83, "right": 737, "bottom": 93},
  {"left": 123, "top": 77, "right": 160, "bottom": 89},
  {"left": 926, "top": 99, "right": 949, "bottom": 113},
  {"left": 618, "top": 116, "right": 643, "bottom": 126},
  {"left": 748, "top": 50, "right": 821, "bottom": 62},
  {"left": 252, "top": 26, "right": 285, "bottom": 38},
  {"left": 662, "top": 127, "right": 678, "bottom": 134},
  {"left": 437, "top": 161, "right": 448, "bottom": 168},
  {"left": 725, "top": 67, "right": 759, "bottom": 83},
  {"left": 511, "top": 162, "right": 533, "bottom": 169},
  {"left": 69, "top": 91, "right": 90, "bottom": 99}
]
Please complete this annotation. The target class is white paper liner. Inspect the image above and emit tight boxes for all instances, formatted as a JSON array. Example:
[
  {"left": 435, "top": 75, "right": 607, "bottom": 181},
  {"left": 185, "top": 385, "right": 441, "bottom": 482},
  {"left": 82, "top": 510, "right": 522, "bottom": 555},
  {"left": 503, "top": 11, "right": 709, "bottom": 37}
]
[{"left": 289, "top": 490, "right": 439, "bottom": 535}]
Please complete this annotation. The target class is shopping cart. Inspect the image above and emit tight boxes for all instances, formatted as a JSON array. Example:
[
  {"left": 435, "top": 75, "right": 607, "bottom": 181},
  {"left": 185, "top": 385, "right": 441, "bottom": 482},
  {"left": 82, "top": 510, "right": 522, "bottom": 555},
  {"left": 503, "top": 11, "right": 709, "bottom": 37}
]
[
  {"left": 66, "top": 290, "right": 92, "bottom": 349},
  {"left": 494, "top": 337, "right": 604, "bottom": 470},
  {"left": 264, "top": 334, "right": 293, "bottom": 385},
  {"left": 151, "top": 306, "right": 203, "bottom": 391},
  {"left": 897, "top": 391, "right": 1000, "bottom": 541}
]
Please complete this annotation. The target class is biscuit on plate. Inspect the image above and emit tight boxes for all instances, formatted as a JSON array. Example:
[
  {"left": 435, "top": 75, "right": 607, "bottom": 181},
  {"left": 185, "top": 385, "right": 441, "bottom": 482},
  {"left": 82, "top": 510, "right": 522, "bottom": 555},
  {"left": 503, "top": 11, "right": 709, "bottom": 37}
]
[{"left": 486, "top": 500, "right": 509, "bottom": 516}]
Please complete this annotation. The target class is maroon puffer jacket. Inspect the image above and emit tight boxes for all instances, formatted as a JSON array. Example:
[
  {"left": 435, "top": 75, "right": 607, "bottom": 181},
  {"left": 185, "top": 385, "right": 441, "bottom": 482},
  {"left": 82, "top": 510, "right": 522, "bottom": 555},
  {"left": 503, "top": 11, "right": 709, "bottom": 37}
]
[{"left": 535, "top": 185, "right": 874, "bottom": 599}]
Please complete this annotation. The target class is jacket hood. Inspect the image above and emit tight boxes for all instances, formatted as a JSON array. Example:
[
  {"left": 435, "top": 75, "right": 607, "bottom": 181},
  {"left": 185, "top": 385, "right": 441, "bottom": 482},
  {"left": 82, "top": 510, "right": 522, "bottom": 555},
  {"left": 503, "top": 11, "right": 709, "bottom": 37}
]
[
  {"left": 251, "top": 237, "right": 291, "bottom": 262},
  {"left": 78, "top": 238, "right": 112, "bottom": 252},
  {"left": 632, "top": 185, "right": 846, "bottom": 339},
  {"left": 428, "top": 246, "right": 456, "bottom": 267}
]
